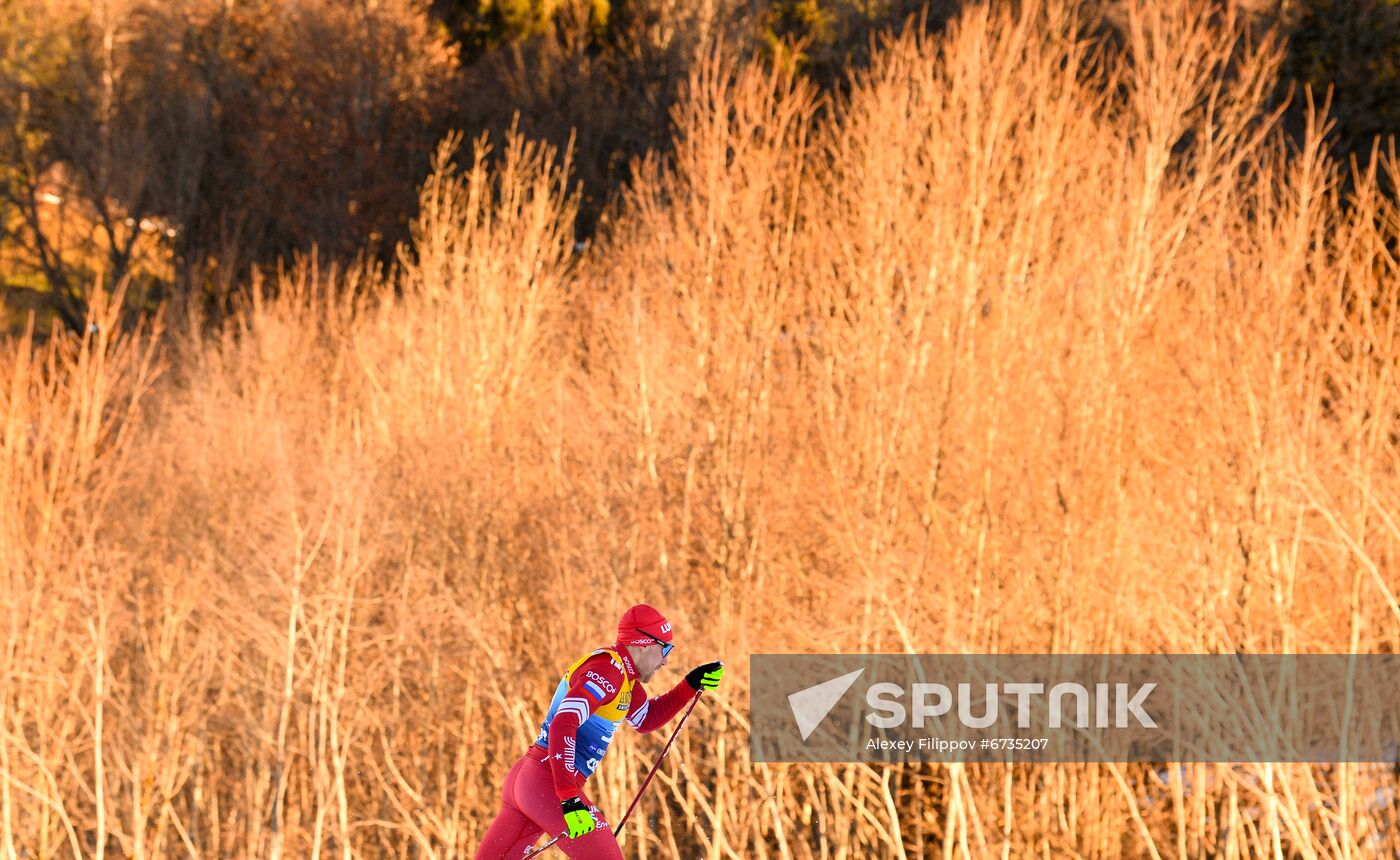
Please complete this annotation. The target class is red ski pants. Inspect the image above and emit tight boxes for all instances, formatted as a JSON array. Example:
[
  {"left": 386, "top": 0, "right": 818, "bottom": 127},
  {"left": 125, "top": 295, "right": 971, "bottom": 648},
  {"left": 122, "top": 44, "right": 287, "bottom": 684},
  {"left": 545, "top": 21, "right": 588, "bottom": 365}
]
[{"left": 474, "top": 754, "right": 624, "bottom": 859}]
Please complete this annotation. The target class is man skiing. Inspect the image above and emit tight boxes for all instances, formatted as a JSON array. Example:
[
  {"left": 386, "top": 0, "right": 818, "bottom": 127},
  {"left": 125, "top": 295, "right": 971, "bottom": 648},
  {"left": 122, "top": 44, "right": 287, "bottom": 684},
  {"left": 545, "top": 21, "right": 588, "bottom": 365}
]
[{"left": 474, "top": 604, "right": 725, "bottom": 859}]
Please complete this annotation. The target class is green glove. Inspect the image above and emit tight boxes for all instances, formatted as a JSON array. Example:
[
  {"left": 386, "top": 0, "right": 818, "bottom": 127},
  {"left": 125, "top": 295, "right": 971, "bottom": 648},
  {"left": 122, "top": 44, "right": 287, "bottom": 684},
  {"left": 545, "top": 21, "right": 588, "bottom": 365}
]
[
  {"left": 561, "top": 796, "right": 597, "bottom": 839},
  {"left": 685, "top": 660, "right": 725, "bottom": 692}
]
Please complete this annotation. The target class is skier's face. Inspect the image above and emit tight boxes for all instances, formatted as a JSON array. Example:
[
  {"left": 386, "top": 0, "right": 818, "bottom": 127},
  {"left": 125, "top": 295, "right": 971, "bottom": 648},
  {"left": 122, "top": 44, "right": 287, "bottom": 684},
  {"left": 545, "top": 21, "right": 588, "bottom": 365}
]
[{"left": 637, "top": 641, "right": 669, "bottom": 682}]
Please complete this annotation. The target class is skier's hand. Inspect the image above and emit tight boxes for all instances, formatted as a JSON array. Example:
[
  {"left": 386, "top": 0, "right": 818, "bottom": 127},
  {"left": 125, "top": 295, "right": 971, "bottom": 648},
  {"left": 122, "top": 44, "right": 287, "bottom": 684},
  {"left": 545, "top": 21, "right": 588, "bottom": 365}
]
[
  {"left": 561, "top": 797, "right": 597, "bottom": 839},
  {"left": 685, "top": 661, "right": 725, "bottom": 692}
]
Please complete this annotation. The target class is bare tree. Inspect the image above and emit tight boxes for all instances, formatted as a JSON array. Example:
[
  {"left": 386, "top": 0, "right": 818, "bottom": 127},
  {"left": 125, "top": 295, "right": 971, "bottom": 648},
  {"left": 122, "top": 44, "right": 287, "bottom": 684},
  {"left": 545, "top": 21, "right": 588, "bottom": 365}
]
[{"left": 0, "top": 0, "right": 165, "bottom": 333}]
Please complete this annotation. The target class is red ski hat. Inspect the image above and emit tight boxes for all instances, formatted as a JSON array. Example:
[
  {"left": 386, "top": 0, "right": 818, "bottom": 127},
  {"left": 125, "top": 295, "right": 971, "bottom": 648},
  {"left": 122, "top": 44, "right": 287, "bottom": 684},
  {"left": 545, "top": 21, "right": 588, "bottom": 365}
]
[{"left": 618, "top": 604, "right": 673, "bottom": 647}]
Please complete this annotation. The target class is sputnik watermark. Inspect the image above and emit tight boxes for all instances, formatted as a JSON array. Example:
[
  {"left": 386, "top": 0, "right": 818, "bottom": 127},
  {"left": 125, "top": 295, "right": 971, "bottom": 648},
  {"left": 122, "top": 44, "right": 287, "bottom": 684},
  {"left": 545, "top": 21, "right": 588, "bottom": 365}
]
[
  {"left": 864, "top": 681, "right": 1156, "bottom": 729},
  {"left": 752, "top": 655, "right": 1400, "bottom": 763}
]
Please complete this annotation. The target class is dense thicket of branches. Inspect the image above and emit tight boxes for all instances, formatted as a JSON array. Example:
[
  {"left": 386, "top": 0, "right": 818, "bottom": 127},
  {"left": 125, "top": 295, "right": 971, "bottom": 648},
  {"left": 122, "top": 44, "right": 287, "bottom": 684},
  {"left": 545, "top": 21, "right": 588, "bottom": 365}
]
[
  {"left": 1, "top": 0, "right": 1399, "bottom": 333},
  {"left": 3, "top": 1, "right": 1400, "bottom": 856},
  {"left": 0, "top": 0, "right": 459, "bottom": 328}
]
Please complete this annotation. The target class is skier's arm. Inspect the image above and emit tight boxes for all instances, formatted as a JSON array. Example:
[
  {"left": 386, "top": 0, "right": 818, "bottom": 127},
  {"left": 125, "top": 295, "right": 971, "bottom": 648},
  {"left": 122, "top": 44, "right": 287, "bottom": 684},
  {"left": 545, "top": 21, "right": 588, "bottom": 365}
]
[
  {"left": 627, "top": 663, "right": 723, "bottom": 733},
  {"left": 546, "top": 655, "right": 625, "bottom": 800}
]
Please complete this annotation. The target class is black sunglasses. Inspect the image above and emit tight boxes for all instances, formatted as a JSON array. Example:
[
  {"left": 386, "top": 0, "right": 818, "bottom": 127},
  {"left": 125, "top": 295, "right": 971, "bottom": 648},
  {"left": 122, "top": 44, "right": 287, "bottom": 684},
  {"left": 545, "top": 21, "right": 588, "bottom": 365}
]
[{"left": 642, "top": 631, "right": 674, "bottom": 657}]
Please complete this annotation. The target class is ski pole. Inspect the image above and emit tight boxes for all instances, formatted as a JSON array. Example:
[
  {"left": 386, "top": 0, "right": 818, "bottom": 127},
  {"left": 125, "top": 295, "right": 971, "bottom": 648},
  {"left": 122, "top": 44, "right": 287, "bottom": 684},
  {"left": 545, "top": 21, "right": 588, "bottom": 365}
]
[
  {"left": 614, "top": 690, "right": 701, "bottom": 832},
  {"left": 521, "top": 691, "right": 704, "bottom": 859}
]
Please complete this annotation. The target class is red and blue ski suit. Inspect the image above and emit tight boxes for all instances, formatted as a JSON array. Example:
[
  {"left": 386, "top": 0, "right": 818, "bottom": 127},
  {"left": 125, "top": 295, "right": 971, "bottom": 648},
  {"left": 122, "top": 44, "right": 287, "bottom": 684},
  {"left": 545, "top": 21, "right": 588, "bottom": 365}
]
[{"left": 474, "top": 641, "right": 699, "bottom": 859}]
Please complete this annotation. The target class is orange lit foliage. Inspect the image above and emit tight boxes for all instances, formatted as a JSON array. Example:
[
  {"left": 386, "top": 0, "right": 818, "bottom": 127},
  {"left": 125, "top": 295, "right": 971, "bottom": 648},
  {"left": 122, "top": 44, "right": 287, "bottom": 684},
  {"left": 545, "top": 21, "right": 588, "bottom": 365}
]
[{"left": 2, "top": 1, "right": 1399, "bottom": 856}]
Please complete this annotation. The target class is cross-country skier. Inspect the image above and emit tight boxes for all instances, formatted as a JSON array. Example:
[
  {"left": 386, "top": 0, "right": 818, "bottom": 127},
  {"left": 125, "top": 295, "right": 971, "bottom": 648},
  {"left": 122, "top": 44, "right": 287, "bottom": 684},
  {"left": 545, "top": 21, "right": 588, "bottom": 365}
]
[{"left": 474, "top": 604, "right": 725, "bottom": 859}]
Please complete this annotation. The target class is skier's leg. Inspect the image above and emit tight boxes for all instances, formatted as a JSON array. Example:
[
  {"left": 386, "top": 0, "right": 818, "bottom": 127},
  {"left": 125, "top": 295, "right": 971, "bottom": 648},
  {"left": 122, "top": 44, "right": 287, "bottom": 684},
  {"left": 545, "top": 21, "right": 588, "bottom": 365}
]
[
  {"left": 511, "top": 757, "right": 624, "bottom": 859},
  {"left": 474, "top": 757, "right": 546, "bottom": 860}
]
